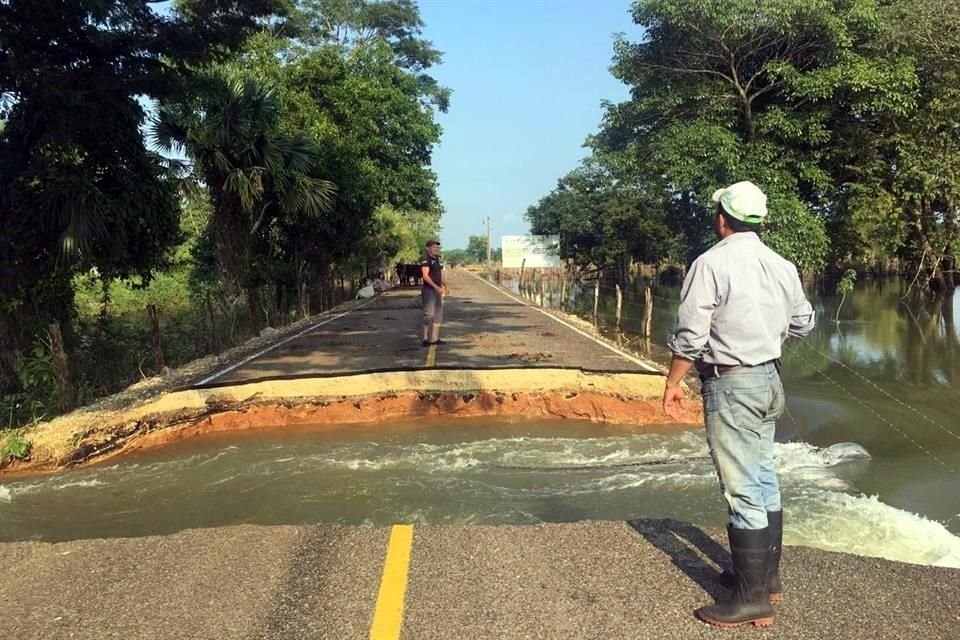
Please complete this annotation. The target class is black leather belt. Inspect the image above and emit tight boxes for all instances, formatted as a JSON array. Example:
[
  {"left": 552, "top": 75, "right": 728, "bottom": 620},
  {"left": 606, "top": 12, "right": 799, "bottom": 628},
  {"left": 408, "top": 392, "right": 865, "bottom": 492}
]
[{"left": 698, "top": 360, "right": 779, "bottom": 380}]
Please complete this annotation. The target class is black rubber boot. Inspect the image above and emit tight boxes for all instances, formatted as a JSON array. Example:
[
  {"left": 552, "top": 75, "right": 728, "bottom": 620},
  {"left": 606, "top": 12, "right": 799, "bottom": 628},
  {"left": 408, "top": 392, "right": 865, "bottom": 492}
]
[
  {"left": 767, "top": 510, "right": 783, "bottom": 602},
  {"left": 696, "top": 526, "right": 775, "bottom": 628},
  {"left": 718, "top": 510, "right": 783, "bottom": 603}
]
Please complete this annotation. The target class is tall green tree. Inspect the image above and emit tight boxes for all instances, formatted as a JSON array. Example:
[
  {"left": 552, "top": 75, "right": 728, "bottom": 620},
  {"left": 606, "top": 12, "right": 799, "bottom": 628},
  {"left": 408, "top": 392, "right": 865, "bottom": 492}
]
[
  {"left": 222, "top": 18, "right": 444, "bottom": 310},
  {"left": 533, "top": 0, "right": 960, "bottom": 286},
  {"left": 879, "top": 0, "right": 960, "bottom": 290},
  {"left": 155, "top": 70, "right": 336, "bottom": 329},
  {"left": 595, "top": 0, "right": 919, "bottom": 272},
  {"left": 0, "top": 0, "right": 288, "bottom": 393},
  {"left": 465, "top": 236, "right": 489, "bottom": 263},
  {"left": 526, "top": 154, "right": 681, "bottom": 274},
  {"left": 290, "top": 0, "right": 451, "bottom": 110}
]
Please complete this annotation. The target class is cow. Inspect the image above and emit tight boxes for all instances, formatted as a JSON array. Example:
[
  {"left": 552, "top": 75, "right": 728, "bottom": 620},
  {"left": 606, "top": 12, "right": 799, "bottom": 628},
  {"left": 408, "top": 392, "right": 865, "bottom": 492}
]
[{"left": 394, "top": 263, "right": 422, "bottom": 287}]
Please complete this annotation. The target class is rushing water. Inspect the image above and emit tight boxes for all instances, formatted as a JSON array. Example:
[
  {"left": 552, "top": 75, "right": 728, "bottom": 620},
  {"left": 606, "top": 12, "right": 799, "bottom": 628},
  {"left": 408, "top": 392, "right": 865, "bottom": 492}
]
[{"left": 1, "top": 278, "right": 958, "bottom": 569}]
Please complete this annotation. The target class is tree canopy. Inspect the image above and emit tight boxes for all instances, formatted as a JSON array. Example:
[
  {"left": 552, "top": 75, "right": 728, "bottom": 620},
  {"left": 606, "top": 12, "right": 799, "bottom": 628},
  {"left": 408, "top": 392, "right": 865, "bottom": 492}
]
[
  {"left": 0, "top": 0, "right": 446, "bottom": 414},
  {"left": 0, "top": 0, "right": 290, "bottom": 392},
  {"left": 529, "top": 0, "right": 959, "bottom": 289}
]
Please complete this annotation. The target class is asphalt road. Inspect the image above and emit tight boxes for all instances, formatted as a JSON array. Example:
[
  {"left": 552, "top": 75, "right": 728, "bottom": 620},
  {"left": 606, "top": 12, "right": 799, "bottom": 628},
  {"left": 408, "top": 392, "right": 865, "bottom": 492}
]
[
  {"left": 202, "top": 269, "right": 657, "bottom": 387},
  {"left": 2, "top": 520, "right": 957, "bottom": 639}
]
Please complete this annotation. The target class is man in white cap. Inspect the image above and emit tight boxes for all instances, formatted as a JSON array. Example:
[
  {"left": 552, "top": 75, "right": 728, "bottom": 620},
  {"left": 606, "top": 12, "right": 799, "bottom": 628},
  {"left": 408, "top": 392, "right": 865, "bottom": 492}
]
[{"left": 662, "top": 181, "right": 815, "bottom": 628}]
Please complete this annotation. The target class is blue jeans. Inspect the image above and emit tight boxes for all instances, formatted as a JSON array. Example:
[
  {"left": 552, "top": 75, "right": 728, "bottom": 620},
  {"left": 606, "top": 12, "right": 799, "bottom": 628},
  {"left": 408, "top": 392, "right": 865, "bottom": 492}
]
[{"left": 701, "top": 362, "right": 785, "bottom": 530}]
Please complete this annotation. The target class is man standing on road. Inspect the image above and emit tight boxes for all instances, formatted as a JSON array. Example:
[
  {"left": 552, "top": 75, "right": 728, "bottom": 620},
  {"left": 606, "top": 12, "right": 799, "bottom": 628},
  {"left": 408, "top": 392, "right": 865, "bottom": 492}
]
[
  {"left": 662, "top": 181, "right": 815, "bottom": 628},
  {"left": 420, "top": 239, "right": 448, "bottom": 347}
]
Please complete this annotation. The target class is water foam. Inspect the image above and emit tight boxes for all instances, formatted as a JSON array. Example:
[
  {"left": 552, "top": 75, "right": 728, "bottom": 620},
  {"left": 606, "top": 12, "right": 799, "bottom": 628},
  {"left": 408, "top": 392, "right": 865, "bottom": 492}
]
[
  {"left": 569, "top": 470, "right": 715, "bottom": 494},
  {"left": 789, "top": 491, "right": 960, "bottom": 568},
  {"left": 775, "top": 441, "right": 870, "bottom": 490},
  {"left": 278, "top": 434, "right": 867, "bottom": 491},
  {"left": 0, "top": 485, "right": 11, "bottom": 503},
  {"left": 767, "top": 441, "right": 960, "bottom": 567},
  {"left": 312, "top": 432, "right": 713, "bottom": 474},
  {"left": 197, "top": 447, "right": 241, "bottom": 467},
  {"left": 52, "top": 478, "right": 105, "bottom": 491}
]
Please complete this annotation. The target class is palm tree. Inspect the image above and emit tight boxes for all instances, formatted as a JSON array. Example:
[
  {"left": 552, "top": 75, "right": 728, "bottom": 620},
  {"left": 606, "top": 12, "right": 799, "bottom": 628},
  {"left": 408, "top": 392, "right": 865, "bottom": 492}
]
[{"left": 154, "top": 70, "right": 336, "bottom": 329}]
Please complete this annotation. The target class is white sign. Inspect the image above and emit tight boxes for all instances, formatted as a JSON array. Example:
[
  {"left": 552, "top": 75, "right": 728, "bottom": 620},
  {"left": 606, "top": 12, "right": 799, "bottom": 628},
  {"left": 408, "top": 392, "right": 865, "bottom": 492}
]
[{"left": 501, "top": 235, "right": 561, "bottom": 269}]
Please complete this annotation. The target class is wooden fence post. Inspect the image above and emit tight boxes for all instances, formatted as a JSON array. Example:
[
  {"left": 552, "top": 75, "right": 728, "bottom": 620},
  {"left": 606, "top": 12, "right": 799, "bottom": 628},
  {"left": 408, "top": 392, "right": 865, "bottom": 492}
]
[
  {"left": 205, "top": 294, "right": 222, "bottom": 355},
  {"left": 47, "top": 322, "right": 74, "bottom": 412},
  {"left": 147, "top": 304, "right": 166, "bottom": 372},
  {"left": 593, "top": 278, "right": 600, "bottom": 321},
  {"left": 643, "top": 286, "right": 653, "bottom": 338},
  {"left": 615, "top": 284, "right": 623, "bottom": 329}
]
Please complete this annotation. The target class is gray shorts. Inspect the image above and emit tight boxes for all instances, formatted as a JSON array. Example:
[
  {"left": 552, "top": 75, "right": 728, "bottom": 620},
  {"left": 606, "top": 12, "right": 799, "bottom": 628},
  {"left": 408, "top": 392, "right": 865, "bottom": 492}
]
[{"left": 422, "top": 287, "right": 444, "bottom": 325}]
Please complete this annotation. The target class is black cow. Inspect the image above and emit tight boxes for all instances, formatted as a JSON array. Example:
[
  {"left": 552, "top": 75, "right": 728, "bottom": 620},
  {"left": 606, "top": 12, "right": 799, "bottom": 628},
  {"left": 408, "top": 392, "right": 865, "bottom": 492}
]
[{"left": 394, "top": 263, "right": 422, "bottom": 287}]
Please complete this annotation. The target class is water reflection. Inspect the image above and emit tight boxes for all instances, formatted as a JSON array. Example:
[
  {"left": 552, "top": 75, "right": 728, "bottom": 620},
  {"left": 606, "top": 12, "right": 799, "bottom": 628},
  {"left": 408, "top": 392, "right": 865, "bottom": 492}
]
[
  {"left": 513, "top": 274, "right": 958, "bottom": 393},
  {"left": 816, "top": 282, "right": 959, "bottom": 389}
]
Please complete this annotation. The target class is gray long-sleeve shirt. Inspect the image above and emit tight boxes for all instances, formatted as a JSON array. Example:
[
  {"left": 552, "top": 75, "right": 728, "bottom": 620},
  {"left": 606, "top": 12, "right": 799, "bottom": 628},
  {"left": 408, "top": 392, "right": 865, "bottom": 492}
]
[{"left": 668, "top": 232, "right": 815, "bottom": 366}]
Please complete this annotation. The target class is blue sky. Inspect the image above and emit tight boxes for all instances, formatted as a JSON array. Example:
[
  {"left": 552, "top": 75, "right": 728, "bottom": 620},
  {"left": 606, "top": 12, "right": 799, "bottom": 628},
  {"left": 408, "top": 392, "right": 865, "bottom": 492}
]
[{"left": 418, "top": 0, "right": 642, "bottom": 249}]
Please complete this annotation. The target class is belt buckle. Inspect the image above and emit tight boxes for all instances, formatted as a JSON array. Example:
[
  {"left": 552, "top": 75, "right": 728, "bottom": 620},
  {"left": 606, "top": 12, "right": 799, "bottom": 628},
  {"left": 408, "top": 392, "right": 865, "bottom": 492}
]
[{"left": 698, "top": 364, "right": 721, "bottom": 381}]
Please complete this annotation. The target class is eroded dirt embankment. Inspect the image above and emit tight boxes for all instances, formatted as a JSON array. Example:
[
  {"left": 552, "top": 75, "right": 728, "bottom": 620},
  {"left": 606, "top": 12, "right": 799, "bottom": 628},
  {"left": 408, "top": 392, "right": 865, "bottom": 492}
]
[{"left": 2, "top": 368, "right": 701, "bottom": 475}]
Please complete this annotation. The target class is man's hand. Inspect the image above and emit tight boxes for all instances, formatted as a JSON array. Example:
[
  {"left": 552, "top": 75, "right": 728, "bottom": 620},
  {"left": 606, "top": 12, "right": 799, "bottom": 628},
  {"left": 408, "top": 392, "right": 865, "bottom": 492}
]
[
  {"left": 662, "top": 354, "right": 694, "bottom": 421},
  {"left": 662, "top": 382, "right": 685, "bottom": 421}
]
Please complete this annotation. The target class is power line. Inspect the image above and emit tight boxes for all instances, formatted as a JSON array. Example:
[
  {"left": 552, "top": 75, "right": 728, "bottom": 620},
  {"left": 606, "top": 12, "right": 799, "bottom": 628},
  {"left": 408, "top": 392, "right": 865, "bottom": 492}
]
[
  {"left": 799, "top": 340, "right": 960, "bottom": 443},
  {"left": 789, "top": 343, "right": 956, "bottom": 473}
]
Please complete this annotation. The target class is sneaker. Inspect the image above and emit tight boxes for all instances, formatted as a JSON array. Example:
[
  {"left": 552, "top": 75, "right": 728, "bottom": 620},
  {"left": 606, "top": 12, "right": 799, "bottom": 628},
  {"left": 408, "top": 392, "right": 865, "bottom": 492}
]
[{"left": 421, "top": 340, "right": 430, "bottom": 347}]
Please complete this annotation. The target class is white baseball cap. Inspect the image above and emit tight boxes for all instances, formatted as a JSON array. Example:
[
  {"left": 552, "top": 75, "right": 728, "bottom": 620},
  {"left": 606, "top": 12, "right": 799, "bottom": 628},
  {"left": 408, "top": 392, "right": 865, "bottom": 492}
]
[{"left": 712, "top": 181, "right": 768, "bottom": 224}]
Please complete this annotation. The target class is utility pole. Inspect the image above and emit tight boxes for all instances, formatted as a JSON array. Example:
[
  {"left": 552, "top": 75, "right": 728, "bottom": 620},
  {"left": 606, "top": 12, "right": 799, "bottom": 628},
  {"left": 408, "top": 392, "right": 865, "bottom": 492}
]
[{"left": 486, "top": 216, "right": 492, "bottom": 269}]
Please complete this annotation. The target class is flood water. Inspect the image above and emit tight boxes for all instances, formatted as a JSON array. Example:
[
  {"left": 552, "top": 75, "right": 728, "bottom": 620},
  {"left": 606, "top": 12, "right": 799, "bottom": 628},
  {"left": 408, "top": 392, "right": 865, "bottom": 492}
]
[
  {"left": 556, "top": 277, "right": 960, "bottom": 535},
  {"left": 1, "top": 278, "right": 958, "bottom": 569}
]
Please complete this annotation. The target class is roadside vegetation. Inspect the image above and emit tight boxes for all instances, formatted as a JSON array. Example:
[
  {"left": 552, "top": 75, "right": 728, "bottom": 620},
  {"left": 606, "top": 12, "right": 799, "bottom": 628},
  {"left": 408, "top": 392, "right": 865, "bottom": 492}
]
[{"left": 0, "top": 0, "right": 447, "bottom": 430}]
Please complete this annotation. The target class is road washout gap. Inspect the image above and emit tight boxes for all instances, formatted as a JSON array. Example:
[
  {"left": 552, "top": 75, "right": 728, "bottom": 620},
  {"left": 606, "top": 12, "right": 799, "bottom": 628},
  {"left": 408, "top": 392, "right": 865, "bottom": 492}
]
[{"left": 4, "top": 368, "right": 699, "bottom": 475}]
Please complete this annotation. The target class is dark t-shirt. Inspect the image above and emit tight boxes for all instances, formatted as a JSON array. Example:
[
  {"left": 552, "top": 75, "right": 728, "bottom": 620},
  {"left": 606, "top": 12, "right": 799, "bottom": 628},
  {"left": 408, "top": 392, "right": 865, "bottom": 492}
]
[{"left": 420, "top": 252, "right": 442, "bottom": 287}]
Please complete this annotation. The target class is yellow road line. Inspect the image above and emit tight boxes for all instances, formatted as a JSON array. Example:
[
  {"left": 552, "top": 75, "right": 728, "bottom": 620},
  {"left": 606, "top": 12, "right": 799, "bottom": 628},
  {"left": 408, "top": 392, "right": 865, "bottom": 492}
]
[
  {"left": 370, "top": 524, "right": 415, "bottom": 640},
  {"left": 425, "top": 344, "right": 437, "bottom": 367}
]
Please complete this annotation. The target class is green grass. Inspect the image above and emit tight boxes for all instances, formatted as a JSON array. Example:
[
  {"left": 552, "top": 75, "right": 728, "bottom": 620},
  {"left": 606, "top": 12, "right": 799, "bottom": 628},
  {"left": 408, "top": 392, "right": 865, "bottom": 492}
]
[
  {"left": 0, "top": 263, "right": 364, "bottom": 430},
  {"left": 1, "top": 429, "right": 31, "bottom": 462}
]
